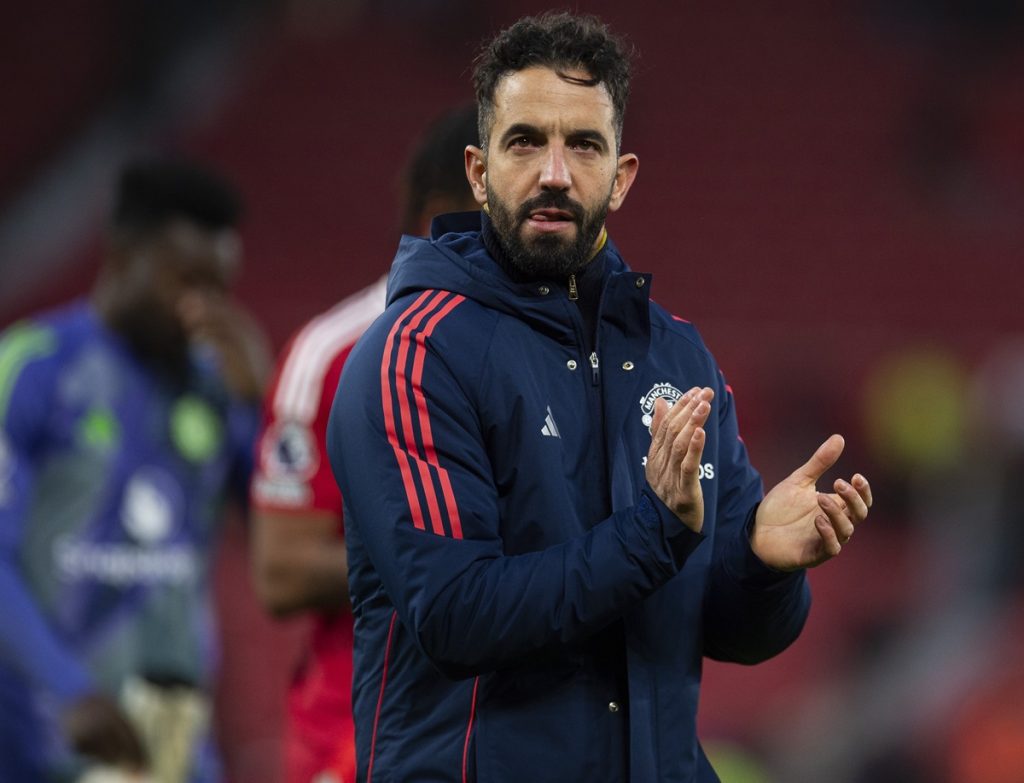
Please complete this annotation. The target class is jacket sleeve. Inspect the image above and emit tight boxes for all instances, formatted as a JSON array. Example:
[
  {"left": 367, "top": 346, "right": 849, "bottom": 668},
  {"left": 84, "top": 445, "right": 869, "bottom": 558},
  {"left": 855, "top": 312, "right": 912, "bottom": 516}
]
[
  {"left": 328, "top": 298, "right": 705, "bottom": 679},
  {"left": 701, "top": 369, "right": 811, "bottom": 665},
  {"left": 0, "top": 325, "right": 94, "bottom": 702}
]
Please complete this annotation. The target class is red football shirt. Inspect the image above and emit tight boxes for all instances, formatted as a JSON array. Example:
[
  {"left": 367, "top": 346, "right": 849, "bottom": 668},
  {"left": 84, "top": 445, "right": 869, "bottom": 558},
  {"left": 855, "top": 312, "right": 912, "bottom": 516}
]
[{"left": 251, "top": 277, "right": 386, "bottom": 783}]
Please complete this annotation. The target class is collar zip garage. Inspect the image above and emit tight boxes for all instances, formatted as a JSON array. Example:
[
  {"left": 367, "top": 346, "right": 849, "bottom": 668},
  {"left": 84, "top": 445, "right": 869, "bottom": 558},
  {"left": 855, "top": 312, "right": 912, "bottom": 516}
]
[{"left": 570, "top": 228, "right": 607, "bottom": 301}]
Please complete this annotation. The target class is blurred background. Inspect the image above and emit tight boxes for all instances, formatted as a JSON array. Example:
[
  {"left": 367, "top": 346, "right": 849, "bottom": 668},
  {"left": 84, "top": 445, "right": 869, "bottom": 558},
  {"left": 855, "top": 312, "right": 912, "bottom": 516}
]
[{"left": 2, "top": 0, "right": 1022, "bottom": 781}]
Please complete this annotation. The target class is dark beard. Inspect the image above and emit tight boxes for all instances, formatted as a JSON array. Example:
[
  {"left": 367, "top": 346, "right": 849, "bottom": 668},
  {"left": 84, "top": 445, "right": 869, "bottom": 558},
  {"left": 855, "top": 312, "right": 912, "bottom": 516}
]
[
  {"left": 106, "top": 301, "right": 192, "bottom": 388},
  {"left": 487, "top": 187, "right": 610, "bottom": 279}
]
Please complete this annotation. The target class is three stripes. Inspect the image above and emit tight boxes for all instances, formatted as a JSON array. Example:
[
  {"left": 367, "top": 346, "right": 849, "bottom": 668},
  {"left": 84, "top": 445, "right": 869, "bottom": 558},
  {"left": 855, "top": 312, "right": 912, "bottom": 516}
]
[{"left": 380, "top": 289, "right": 466, "bottom": 539}]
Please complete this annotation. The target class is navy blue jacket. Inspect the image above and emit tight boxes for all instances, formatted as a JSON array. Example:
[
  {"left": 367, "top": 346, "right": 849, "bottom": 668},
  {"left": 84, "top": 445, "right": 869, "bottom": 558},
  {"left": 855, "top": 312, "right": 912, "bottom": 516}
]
[{"left": 328, "top": 213, "right": 811, "bottom": 782}]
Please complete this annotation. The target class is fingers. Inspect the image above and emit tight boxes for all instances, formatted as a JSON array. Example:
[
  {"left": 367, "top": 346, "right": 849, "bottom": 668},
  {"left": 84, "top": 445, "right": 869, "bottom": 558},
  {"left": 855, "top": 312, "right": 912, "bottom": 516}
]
[
  {"left": 648, "top": 397, "right": 673, "bottom": 454},
  {"left": 814, "top": 514, "right": 843, "bottom": 557},
  {"left": 815, "top": 472, "right": 873, "bottom": 562},
  {"left": 679, "top": 426, "right": 706, "bottom": 482},
  {"left": 793, "top": 433, "right": 845, "bottom": 485},
  {"left": 852, "top": 473, "right": 872, "bottom": 509},
  {"left": 833, "top": 477, "right": 869, "bottom": 523},
  {"left": 817, "top": 492, "right": 854, "bottom": 542},
  {"left": 648, "top": 387, "right": 712, "bottom": 462},
  {"left": 644, "top": 386, "right": 714, "bottom": 533},
  {"left": 671, "top": 395, "right": 711, "bottom": 477}
]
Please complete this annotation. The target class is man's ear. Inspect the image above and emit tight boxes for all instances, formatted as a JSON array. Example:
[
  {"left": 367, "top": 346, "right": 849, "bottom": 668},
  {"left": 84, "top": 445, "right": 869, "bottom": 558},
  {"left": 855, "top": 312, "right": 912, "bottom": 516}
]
[
  {"left": 608, "top": 152, "right": 639, "bottom": 213},
  {"left": 465, "top": 146, "right": 489, "bottom": 206}
]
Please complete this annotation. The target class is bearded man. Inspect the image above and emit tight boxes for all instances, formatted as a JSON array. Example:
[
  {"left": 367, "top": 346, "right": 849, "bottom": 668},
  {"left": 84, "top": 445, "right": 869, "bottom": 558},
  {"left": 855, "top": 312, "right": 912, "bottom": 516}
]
[{"left": 327, "top": 12, "right": 873, "bottom": 782}]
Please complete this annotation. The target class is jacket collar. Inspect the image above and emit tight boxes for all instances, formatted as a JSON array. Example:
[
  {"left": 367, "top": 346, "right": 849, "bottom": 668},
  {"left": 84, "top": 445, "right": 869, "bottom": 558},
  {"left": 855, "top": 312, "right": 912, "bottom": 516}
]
[{"left": 393, "top": 211, "right": 646, "bottom": 346}]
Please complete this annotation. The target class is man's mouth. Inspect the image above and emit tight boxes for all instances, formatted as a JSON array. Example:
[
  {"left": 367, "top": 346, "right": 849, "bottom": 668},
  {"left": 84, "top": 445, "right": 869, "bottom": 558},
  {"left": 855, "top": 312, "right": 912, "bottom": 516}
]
[
  {"left": 525, "top": 208, "right": 576, "bottom": 233},
  {"left": 529, "top": 208, "right": 574, "bottom": 222}
]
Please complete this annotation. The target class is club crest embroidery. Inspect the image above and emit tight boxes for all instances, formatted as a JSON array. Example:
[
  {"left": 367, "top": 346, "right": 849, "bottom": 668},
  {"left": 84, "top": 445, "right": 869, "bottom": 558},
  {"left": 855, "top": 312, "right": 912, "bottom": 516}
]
[{"left": 640, "top": 382, "right": 684, "bottom": 432}]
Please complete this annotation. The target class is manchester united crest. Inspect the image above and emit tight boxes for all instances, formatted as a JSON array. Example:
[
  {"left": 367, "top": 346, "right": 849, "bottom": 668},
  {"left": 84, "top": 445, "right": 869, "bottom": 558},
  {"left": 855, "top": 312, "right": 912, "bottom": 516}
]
[{"left": 640, "top": 382, "right": 684, "bottom": 433}]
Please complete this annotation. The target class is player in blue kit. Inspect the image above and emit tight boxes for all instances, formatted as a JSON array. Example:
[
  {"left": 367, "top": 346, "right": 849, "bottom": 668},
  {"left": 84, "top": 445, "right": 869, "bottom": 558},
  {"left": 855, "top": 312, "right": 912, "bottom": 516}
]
[{"left": 0, "top": 160, "right": 270, "bottom": 782}]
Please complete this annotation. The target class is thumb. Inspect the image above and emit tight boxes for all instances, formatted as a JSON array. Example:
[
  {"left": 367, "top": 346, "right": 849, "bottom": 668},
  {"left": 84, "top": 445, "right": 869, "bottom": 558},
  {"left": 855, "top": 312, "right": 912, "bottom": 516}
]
[{"left": 792, "top": 434, "right": 845, "bottom": 485}]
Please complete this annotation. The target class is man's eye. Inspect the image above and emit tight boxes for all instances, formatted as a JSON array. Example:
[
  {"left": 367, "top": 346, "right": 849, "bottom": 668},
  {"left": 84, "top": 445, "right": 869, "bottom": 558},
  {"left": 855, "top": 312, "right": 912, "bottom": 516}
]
[{"left": 572, "top": 139, "right": 597, "bottom": 151}]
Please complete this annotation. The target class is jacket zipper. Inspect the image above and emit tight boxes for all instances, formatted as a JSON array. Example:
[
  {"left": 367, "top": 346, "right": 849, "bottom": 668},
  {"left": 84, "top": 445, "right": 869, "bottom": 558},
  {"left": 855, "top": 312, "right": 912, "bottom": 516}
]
[{"left": 567, "top": 273, "right": 596, "bottom": 384}]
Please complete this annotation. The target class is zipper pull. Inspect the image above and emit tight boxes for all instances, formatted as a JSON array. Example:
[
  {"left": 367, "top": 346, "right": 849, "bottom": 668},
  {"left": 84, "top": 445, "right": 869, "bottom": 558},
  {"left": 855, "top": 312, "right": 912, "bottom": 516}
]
[
  {"left": 589, "top": 351, "right": 599, "bottom": 384},
  {"left": 568, "top": 274, "right": 579, "bottom": 300}
]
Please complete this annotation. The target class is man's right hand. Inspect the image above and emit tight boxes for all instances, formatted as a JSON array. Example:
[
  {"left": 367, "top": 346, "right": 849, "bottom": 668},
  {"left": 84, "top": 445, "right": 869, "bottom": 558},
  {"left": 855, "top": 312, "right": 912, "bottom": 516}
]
[
  {"left": 61, "top": 692, "right": 147, "bottom": 771},
  {"left": 644, "top": 386, "right": 713, "bottom": 533}
]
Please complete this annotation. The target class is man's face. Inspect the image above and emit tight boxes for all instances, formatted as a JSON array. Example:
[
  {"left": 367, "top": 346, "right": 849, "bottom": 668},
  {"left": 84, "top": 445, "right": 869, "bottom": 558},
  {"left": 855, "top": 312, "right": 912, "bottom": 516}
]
[
  {"left": 108, "top": 220, "right": 240, "bottom": 377},
  {"left": 466, "top": 66, "right": 638, "bottom": 278}
]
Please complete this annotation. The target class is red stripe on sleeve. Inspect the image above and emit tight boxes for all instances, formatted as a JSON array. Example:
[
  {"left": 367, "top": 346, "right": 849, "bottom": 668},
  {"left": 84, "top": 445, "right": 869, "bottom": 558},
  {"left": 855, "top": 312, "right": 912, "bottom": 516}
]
[
  {"left": 382, "top": 290, "right": 467, "bottom": 538},
  {"left": 410, "top": 294, "right": 466, "bottom": 538},
  {"left": 381, "top": 291, "right": 435, "bottom": 530},
  {"left": 394, "top": 291, "right": 451, "bottom": 535}
]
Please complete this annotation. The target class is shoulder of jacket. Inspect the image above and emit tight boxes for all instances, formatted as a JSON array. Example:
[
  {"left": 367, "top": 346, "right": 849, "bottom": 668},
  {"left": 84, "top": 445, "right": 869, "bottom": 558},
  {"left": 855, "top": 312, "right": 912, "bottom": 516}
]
[
  {"left": 367, "top": 291, "right": 496, "bottom": 382},
  {"left": 384, "top": 290, "right": 496, "bottom": 337},
  {"left": 649, "top": 304, "right": 712, "bottom": 354}
]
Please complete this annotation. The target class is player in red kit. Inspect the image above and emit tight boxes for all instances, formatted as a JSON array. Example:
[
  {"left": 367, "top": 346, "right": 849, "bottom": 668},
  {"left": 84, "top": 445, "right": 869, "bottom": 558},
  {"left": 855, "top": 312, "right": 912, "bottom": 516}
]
[{"left": 249, "top": 105, "right": 479, "bottom": 783}]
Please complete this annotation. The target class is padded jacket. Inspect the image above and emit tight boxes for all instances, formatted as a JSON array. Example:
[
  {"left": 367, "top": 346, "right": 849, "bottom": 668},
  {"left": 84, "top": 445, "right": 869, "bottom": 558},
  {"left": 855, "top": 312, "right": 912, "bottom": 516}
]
[{"left": 328, "top": 212, "right": 811, "bottom": 782}]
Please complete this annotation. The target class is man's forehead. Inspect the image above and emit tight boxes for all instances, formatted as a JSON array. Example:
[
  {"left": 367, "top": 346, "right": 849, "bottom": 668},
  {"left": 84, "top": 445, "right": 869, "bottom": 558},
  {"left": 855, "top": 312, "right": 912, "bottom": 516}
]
[{"left": 492, "top": 66, "right": 614, "bottom": 130}]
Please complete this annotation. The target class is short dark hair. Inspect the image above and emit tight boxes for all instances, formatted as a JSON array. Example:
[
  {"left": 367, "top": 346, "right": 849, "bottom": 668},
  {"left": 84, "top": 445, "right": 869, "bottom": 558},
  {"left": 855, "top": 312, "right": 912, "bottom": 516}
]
[
  {"left": 472, "top": 12, "right": 633, "bottom": 150},
  {"left": 112, "top": 159, "right": 243, "bottom": 235},
  {"left": 400, "top": 104, "right": 479, "bottom": 233}
]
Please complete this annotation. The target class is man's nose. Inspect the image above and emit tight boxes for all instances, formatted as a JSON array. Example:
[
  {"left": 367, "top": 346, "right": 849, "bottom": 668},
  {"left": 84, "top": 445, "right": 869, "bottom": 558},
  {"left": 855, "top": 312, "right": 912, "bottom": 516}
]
[{"left": 539, "top": 145, "right": 571, "bottom": 191}]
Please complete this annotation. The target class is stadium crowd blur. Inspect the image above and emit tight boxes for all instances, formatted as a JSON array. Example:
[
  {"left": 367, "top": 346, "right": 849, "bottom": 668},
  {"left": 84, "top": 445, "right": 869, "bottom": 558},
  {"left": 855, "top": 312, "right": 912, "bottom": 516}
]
[{"left": 2, "top": 1, "right": 1022, "bottom": 781}]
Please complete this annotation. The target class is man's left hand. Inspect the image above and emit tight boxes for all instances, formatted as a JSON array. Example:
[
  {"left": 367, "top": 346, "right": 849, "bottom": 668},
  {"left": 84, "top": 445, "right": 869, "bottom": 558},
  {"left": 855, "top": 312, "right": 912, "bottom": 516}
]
[{"left": 750, "top": 434, "right": 872, "bottom": 571}]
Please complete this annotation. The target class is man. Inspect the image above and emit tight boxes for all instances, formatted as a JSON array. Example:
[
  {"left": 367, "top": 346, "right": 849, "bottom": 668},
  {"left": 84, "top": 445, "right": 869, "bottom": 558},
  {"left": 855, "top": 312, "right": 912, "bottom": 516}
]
[
  {"left": 249, "top": 106, "right": 479, "bottom": 783},
  {"left": 0, "top": 160, "right": 270, "bottom": 782},
  {"left": 328, "top": 12, "right": 873, "bottom": 783}
]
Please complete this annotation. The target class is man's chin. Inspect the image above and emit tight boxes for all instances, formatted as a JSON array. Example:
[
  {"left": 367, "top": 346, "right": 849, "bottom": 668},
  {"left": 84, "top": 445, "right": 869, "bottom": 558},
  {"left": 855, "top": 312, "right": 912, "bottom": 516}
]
[{"left": 518, "top": 231, "right": 579, "bottom": 264}]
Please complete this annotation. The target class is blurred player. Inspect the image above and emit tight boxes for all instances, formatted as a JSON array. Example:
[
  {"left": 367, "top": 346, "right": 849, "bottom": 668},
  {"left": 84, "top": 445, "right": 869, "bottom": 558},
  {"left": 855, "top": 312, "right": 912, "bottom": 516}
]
[
  {"left": 0, "top": 159, "right": 270, "bottom": 782},
  {"left": 249, "top": 105, "right": 479, "bottom": 783}
]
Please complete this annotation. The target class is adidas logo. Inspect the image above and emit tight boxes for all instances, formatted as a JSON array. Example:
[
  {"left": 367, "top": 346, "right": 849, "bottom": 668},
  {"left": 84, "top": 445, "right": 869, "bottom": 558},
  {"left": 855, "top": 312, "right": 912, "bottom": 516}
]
[{"left": 541, "top": 405, "right": 561, "bottom": 438}]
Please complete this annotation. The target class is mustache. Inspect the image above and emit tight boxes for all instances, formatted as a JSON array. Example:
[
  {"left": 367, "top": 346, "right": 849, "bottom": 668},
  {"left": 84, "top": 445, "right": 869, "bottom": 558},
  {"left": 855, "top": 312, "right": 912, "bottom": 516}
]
[{"left": 514, "top": 191, "right": 585, "bottom": 224}]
